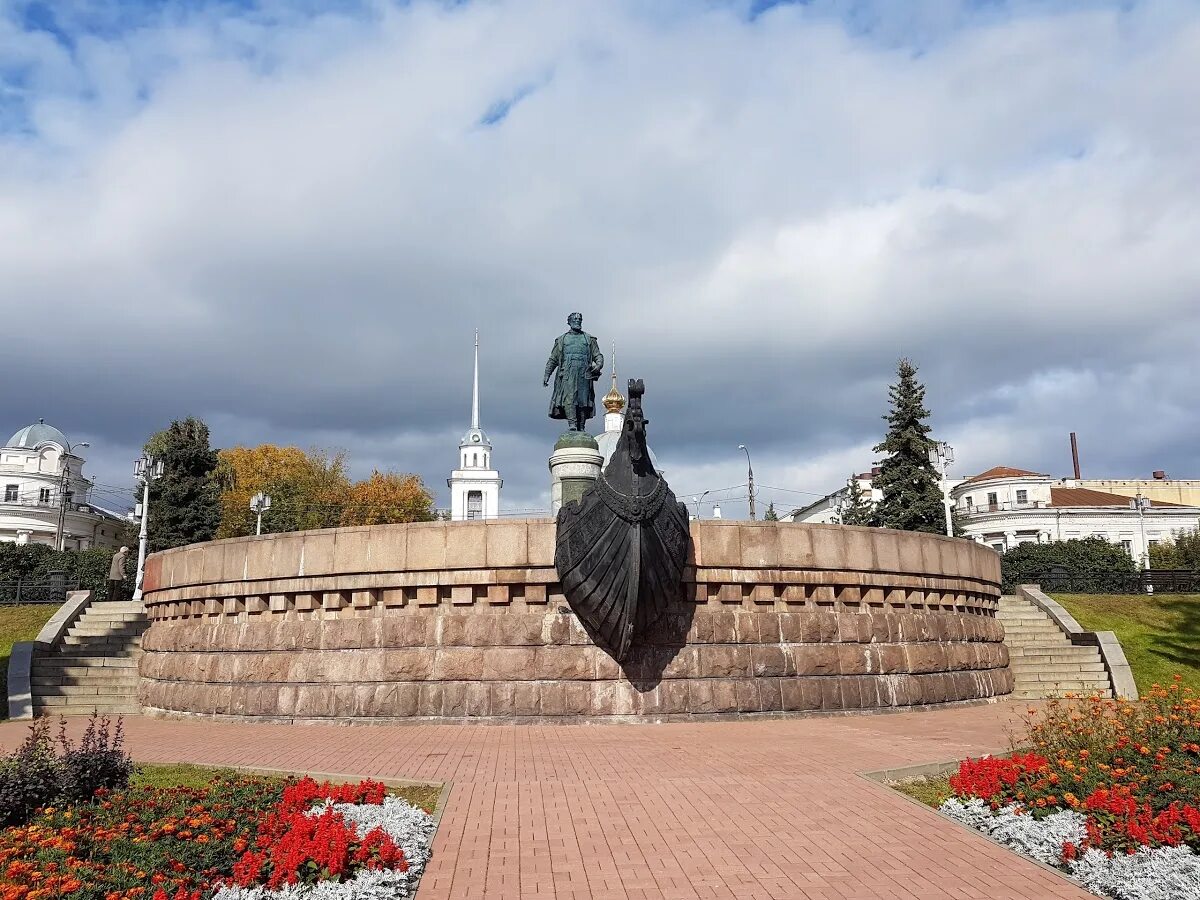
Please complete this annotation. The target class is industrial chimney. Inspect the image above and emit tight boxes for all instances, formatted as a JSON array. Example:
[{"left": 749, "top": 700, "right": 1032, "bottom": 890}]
[{"left": 1070, "top": 433, "right": 1081, "bottom": 480}]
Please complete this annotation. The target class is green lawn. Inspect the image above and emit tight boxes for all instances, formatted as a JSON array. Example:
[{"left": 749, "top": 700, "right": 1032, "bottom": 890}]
[
  {"left": 1051, "top": 593, "right": 1200, "bottom": 694},
  {"left": 891, "top": 774, "right": 953, "bottom": 808},
  {"left": 0, "top": 604, "right": 57, "bottom": 711},
  {"left": 134, "top": 763, "right": 443, "bottom": 812}
]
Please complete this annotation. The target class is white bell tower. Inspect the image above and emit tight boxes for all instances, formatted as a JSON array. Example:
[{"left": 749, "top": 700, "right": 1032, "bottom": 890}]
[{"left": 448, "top": 331, "right": 503, "bottom": 520}]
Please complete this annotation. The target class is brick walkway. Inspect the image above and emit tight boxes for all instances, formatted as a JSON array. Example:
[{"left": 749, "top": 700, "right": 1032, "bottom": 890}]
[{"left": 0, "top": 703, "right": 1089, "bottom": 900}]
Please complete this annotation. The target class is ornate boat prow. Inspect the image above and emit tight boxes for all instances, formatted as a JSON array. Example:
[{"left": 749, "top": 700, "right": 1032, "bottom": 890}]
[{"left": 554, "top": 380, "right": 691, "bottom": 661}]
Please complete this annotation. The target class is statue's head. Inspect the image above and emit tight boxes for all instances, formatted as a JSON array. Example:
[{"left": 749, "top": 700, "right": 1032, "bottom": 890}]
[{"left": 567, "top": 312, "right": 583, "bottom": 331}]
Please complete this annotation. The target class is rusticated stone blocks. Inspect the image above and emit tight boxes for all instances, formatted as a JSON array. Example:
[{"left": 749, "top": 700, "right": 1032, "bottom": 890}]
[{"left": 138, "top": 519, "right": 1008, "bottom": 721}]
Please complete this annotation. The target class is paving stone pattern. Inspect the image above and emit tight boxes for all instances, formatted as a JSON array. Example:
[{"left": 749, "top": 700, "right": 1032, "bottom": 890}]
[{"left": 0, "top": 704, "right": 1090, "bottom": 899}]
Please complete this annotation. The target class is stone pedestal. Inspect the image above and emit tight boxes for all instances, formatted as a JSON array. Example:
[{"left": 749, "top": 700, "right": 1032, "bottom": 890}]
[{"left": 549, "top": 432, "right": 602, "bottom": 515}]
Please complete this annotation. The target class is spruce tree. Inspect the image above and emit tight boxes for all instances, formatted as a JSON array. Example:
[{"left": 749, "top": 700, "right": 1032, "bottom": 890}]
[
  {"left": 763, "top": 502, "right": 780, "bottom": 521},
  {"left": 869, "top": 359, "right": 946, "bottom": 533},
  {"left": 838, "top": 474, "right": 873, "bottom": 526},
  {"left": 141, "top": 417, "right": 222, "bottom": 552}
]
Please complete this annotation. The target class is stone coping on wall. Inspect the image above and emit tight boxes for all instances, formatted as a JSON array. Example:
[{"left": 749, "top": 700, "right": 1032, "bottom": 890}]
[
  {"left": 142, "top": 520, "right": 1002, "bottom": 622},
  {"left": 144, "top": 520, "right": 1000, "bottom": 590}
]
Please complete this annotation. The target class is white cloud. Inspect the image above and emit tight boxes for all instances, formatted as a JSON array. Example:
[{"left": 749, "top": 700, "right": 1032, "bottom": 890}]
[{"left": 1, "top": 0, "right": 1198, "bottom": 516}]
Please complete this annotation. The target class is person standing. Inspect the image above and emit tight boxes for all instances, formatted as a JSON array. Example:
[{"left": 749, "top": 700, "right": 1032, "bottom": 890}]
[{"left": 108, "top": 546, "right": 130, "bottom": 602}]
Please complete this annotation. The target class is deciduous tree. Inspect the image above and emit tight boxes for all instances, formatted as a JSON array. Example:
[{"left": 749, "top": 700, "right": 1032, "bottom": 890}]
[
  {"left": 216, "top": 445, "right": 350, "bottom": 537},
  {"left": 1150, "top": 528, "right": 1200, "bottom": 570},
  {"left": 339, "top": 471, "right": 436, "bottom": 526}
]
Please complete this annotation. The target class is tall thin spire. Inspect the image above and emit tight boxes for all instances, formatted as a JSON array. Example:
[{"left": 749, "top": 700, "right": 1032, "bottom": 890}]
[
  {"left": 471, "top": 329, "right": 480, "bottom": 430},
  {"left": 602, "top": 340, "right": 625, "bottom": 415}
]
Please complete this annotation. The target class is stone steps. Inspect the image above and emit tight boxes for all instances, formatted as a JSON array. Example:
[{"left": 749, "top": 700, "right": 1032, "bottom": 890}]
[
  {"left": 60, "top": 635, "right": 143, "bottom": 647},
  {"left": 61, "top": 627, "right": 144, "bottom": 638},
  {"left": 30, "top": 600, "right": 148, "bottom": 716},
  {"left": 1012, "top": 657, "right": 1104, "bottom": 672},
  {"left": 999, "top": 594, "right": 1113, "bottom": 700}
]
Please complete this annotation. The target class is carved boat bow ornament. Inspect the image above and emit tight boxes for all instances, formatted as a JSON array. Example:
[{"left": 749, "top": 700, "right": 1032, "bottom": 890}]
[{"left": 554, "top": 379, "right": 691, "bottom": 661}]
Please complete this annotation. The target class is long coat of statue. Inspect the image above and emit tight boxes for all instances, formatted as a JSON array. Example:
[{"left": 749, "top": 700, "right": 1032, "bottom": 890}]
[{"left": 544, "top": 331, "right": 604, "bottom": 424}]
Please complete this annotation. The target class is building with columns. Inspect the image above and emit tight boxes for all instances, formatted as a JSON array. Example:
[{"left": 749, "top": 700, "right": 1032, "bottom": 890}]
[
  {"left": 0, "top": 419, "right": 126, "bottom": 549},
  {"left": 788, "top": 462, "right": 1199, "bottom": 567},
  {"left": 447, "top": 333, "right": 503, "bottom": 520},
  {"left": 951, "top": 467, "right": 1199, "bottom": 565}
]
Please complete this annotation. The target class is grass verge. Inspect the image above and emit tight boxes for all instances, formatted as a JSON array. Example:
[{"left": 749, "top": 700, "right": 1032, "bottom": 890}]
[
  {"left": 133, "top": 763, "right": 443, "bottom": 811},
  {"left": 890, "top": 774, "right": 952, "bottom": 808},
  {"left": 0, "top": 604, "right": 57, "bottom": 713},
  {"left": 1050, "top": 593, "right": 1200, "bottom": 693}
]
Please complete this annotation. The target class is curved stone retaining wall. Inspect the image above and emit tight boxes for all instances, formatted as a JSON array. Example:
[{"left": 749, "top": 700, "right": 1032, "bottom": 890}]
[{"left": 139, "top": 520, "right": 1010, "bottom": 721}]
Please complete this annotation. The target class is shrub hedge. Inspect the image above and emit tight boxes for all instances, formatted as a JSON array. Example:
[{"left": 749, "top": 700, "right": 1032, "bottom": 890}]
[{"left": 1001, "top": 537, "right": 1140, "bottom": 594}]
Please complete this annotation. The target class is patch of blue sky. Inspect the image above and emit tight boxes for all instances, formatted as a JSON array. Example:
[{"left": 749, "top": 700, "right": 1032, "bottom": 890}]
[
  {"left": 478, "top": 79, "right": 543, "bottom": 127},
  {"left": 10, "top": 0, "right": 376, "bottom": 46},
  {"left": 741, "top": 0, "right": 1138, "bottom": 50}
]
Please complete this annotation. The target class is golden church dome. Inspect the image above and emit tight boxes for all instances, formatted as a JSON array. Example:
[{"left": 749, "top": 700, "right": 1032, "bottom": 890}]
[{"left": 603, "top": 381, "right": 625, "bottom": 413}]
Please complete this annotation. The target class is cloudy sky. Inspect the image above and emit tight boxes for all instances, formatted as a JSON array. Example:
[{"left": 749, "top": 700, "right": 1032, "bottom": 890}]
[{"left": 2, "top": 0, "right": 1198, "bottom": 518}]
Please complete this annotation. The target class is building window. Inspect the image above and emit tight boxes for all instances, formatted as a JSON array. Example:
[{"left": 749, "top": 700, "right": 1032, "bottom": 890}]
[
  {"left": 466, "top": 491, "right": 483, "bottom": 519},
  {"left": 964, "top": 496, "right": 973, "bottom": 510},
  {"left": 3, "top": 485, "right": 16, "bottom": 502},
  {"left": 990, "top": 542, "right": 1005, "bottom": 552},
  {"left": 38, "top": 488, "right": 51, "bottom": 503},
  {"left": 1121, "top": 540, "right": 1133, "bottom": 556},
  {"left": 987, "top": 492, "right": 999, "bottom": 511},
  {"left": 1016, "top": 489, "right": 1028, "bottom": 505}
]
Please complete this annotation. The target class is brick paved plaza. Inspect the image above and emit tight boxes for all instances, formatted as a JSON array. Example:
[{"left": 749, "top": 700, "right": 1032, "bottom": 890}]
[{"left": 0, "top": 703, "right": 1088, "bottom": 900}]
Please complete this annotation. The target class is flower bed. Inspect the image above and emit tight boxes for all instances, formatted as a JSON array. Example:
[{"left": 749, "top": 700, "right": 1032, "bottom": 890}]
[
  {"left": 941, "top": 679, "right": 1200, "bottom": 900},
  {"left": 0, "top": 769, "right": 435, "bottom": 900}
]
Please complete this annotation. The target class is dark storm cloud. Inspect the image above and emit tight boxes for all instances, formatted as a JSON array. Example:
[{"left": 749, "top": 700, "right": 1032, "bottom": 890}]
[{"left": 2, "top": 0, "right": 1199, "bottom": 518}]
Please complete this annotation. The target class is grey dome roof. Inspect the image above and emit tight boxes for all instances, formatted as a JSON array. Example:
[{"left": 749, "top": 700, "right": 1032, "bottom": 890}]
[
  {"left": 6, "top": 419, "right": 68, "bottom": 449},
  {"left": 459, "top": 426, "right": 492, "bottom": 449}
]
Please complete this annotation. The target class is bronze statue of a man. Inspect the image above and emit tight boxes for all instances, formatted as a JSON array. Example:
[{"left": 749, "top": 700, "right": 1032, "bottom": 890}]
[{"left": 543, "top": 312, "right": 604, "bottom": 432}]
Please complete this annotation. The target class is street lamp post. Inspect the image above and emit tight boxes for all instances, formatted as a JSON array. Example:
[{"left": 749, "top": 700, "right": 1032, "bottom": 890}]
[
  {"left": 131, "top": 455, "right": 164, "bottom": 602},
  {"left": 738, "top": 444, "right": 756, "bottom": 521},
  {"left": 691, "top": 490, "right": 710, "bottom": 521},
  {"left": 927, "top": 441, "right": 955, "bottom": 538},
  {"left": 54, "top": 440, "right": 90, "bottom": 551},
  {"left": 1130, "top": 493, "right": 1151, "bottom": 572},
  {"left": 250, "top": 492, "right": 272, "bottom": 536}
]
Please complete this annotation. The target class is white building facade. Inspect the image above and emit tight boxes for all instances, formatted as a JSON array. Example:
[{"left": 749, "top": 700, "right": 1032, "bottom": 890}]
[
  {"left": 952, "top": 467, "right": 1199, "bottom": 566},
  {"left": 788, "top": 471, "right": 882, "bottom": 524},
  {"left": 447, "top": 334, "right": 503, "bottom": 520},
  {"left": 788, "top": 463, "right": 1199, "bottom": 568},
  {"left": 0, "top": 420, "right": 126, "bottom": 550}
]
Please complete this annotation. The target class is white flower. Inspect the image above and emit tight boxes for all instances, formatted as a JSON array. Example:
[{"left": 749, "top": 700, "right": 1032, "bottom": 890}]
[
  {"left": 211, "top": 796, "right": 436, "bottom": 900},
  {"left": 939, "top": 799, "right": 1200, "bottom": 900}
]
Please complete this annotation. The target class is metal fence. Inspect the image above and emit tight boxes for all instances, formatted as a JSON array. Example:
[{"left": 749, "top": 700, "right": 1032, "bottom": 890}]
[
  {"left": 1035, "top": 567, "right": 1200, "bottom": 594},
  {"left": 0, "top": 571, "right": 86, "bottom": 605}
]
